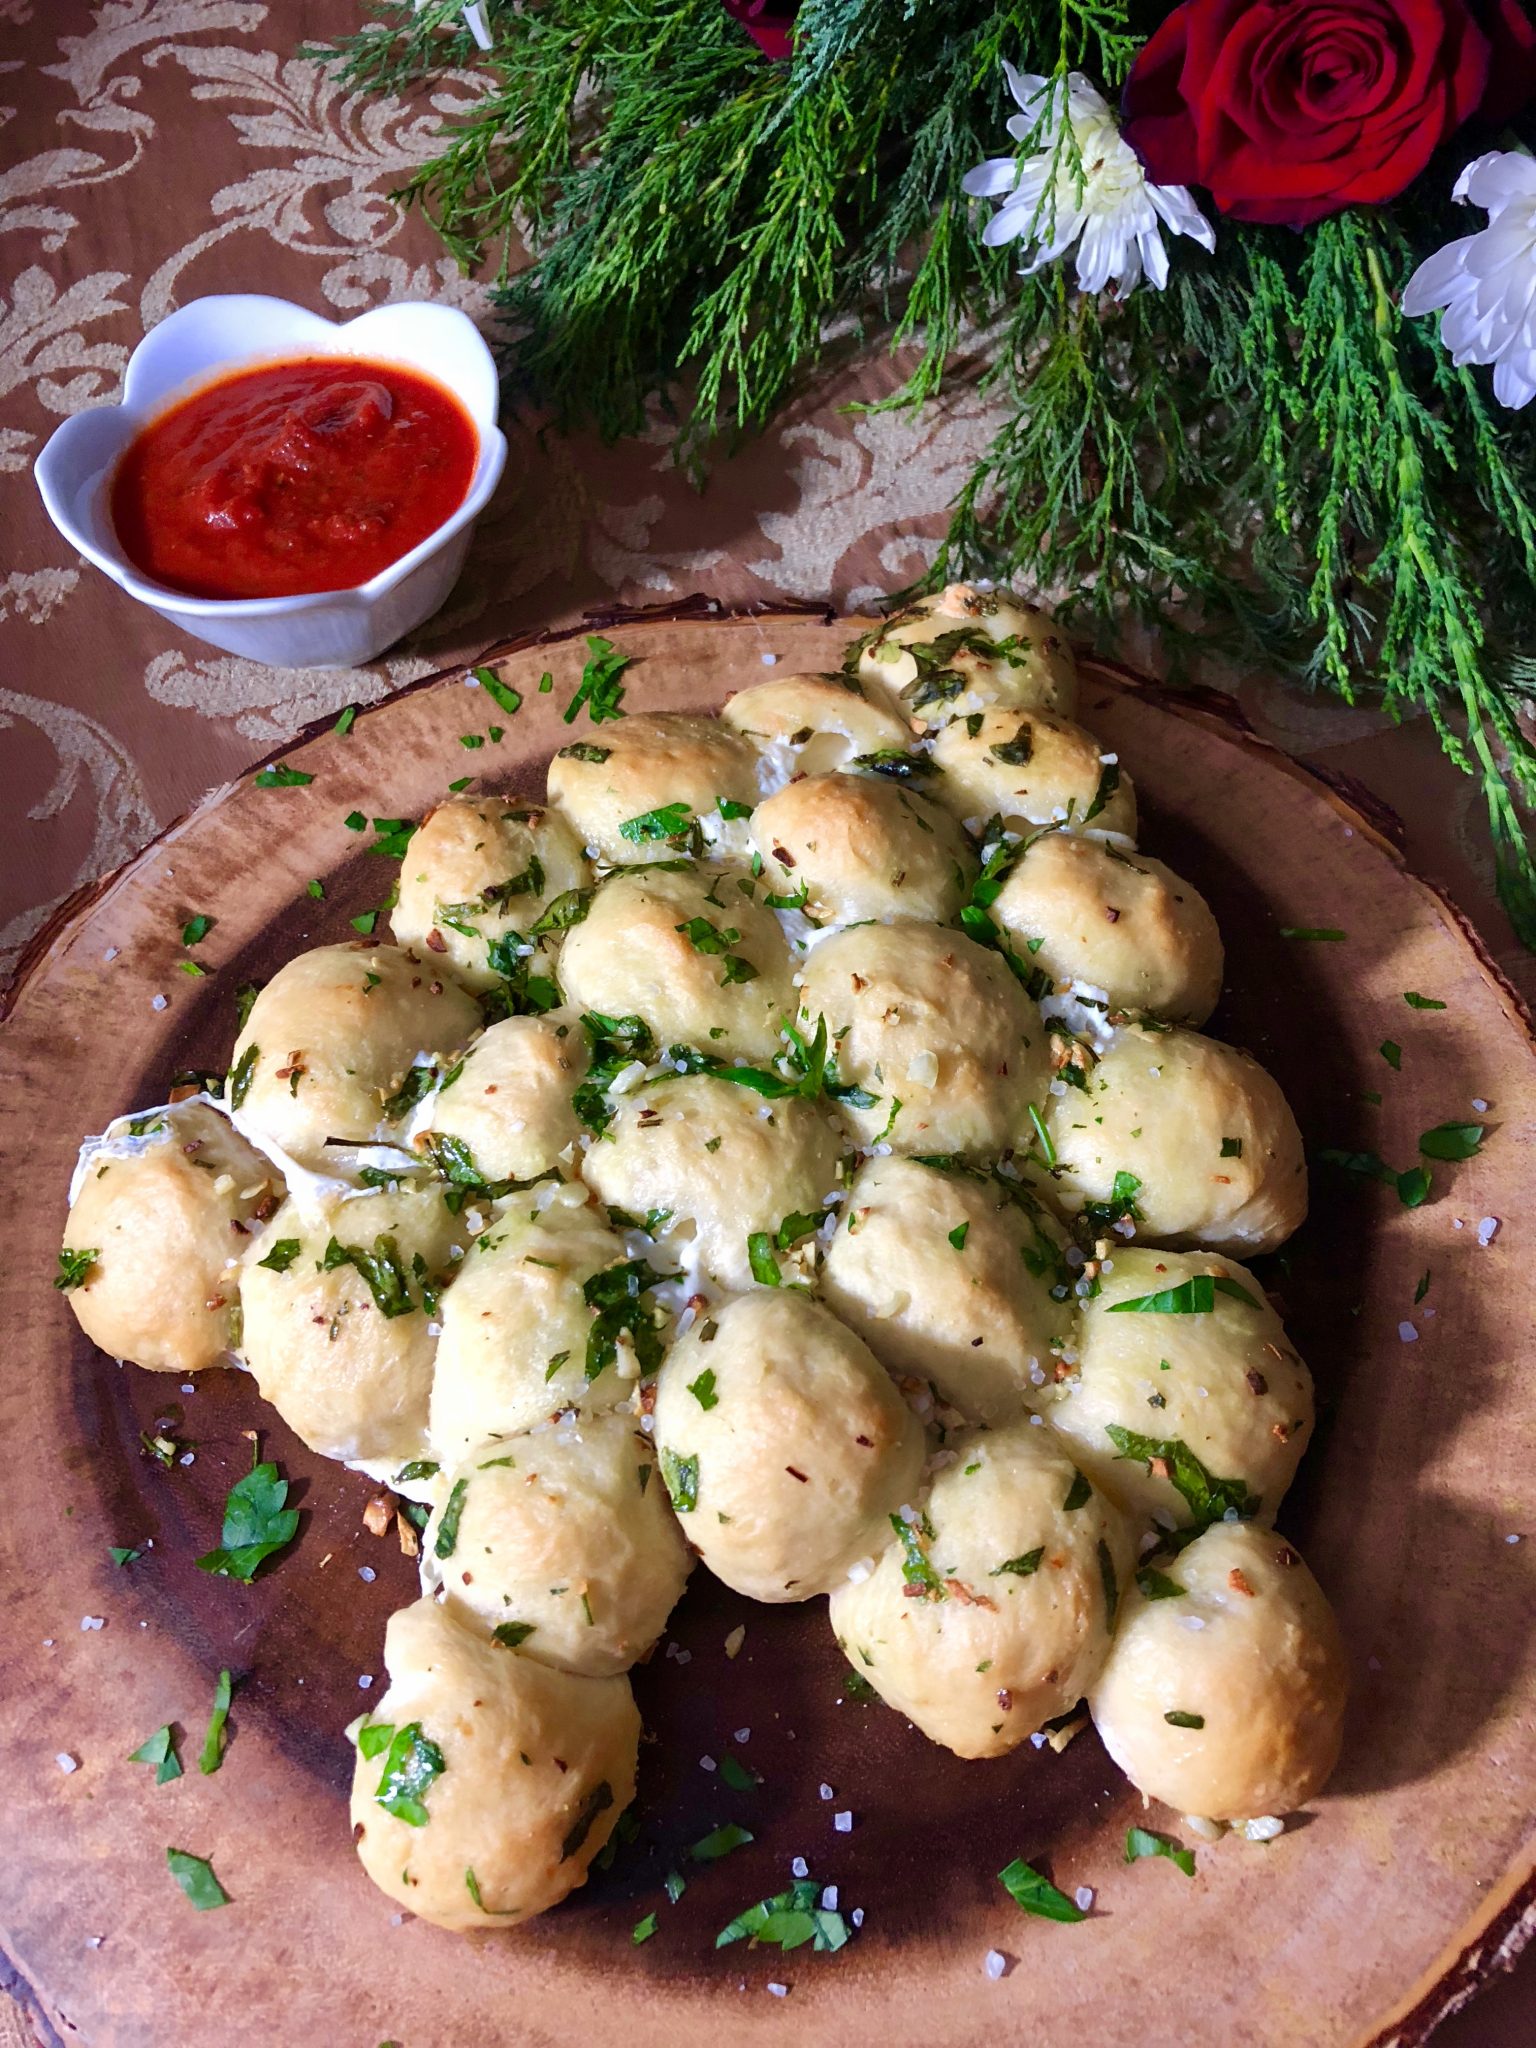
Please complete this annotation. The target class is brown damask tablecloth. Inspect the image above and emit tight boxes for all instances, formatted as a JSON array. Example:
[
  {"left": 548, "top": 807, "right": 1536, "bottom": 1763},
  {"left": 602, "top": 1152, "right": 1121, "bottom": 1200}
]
[{"left": 1, "top": 4, "right": 1531, "bottom": 2042}]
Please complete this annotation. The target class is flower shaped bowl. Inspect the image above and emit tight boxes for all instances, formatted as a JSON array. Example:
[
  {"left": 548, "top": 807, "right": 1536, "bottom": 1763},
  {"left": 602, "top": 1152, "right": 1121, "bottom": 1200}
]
[{"left": 33, "top": 295, "right": 508, "bottom": 671}]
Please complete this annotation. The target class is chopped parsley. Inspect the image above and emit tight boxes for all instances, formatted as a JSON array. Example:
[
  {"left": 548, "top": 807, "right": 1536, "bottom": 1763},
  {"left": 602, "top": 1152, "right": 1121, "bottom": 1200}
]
[
  {"left": 890, "top": 1510, "right": 943, "bottom": 1597},
  {"left": 689, "top": 1821, "right": 754, "bottom": 1863},
  {"left": 1417, "top": 1121, "right": 1483, "bottom": 1161},
  {"left": 195, "top": 1460, "right": 299, "bottom": 1582},
  {"left": 180, "top": 914, "right": 214, "bottom": 947},
  {"left": 166, "top": 1847, "right": 228, "bottom": 1910},
  {"left": 1081, "top": 1168, "right": 1143, "bottom": 1229},
  {"left": 228, "top": 1042, "right": 259, "bottom": 1109},
  {"left": 562, "top": 635, "right": 632, "bottom": 726},
  {"left": 434, "top": 1478, "right": 469, "bottom": 1559},
  {"left": 948, "top": 1221, "right": 969, "bottom": 1250},
  {"left": 1278, "top": 927, "right": 1345, "bottom": 941},
  {"left": 1164, "top": 1709, "right": 1205, "bottom": 1729},
  {"left": 199, "top": 1668, "right": 233, "bottom": 1775},
  {"left": 632, "top": 1911, "right": 658, "bottom": 1945},
  {"left": 998, "top": 1856, "right": 1085, "bottom": 1923},
  {"left": 1135, "top": 1566, "right": 1187, "bottom": 1600},
  {"left": 532, "top": 887, "right": 592, "bottom": 934},
  {"left": 1379, "top": 1039, "right": 1402, "bottom": 1069},
  {"left": 492, "top": 1621, "right": 536, "bottom": 1650},
  {"left": 1107, "top": 1273, "right": 1260, "bottom": 1314},
  {"left": 1219, "top": 1136, "right": 1243, "bottom": 1159},
  {"left": 1126, "top": 1826, "right": 1196, "bottom": 1876},
  {"left": 716, "top": 1879, "right": 849, "bottom": 1951},
  {"left": 1403, "top": 990, "right": 1446, "bottom": 1009},
  {"left": 1097, "top": 1538, "right": 1119, "bottom": 1628},
  {"left": 375, "top": 1721, "right": 446, "bottom": 1826},
  {"left": 256, "top": 1239, "right": 301, "bottom": 1273},
  {"left": 660, "top": 1448, "right": 700, "bottom": 1513},
  {"left": 475, "top": 667, "right": 523, "bottom": 717},
  {"left": 583, "top": 1257, "right": 669, "bottom": 1381},
  {"left": 54, "top": 1246, "right": 97, "bottom": 1292},
  {"left": 687, "top": 1368, "right": 719, "bottom": 1410},
  {"left": 321, "top": 1233, "right": 418, "bottom": 1318},
  {"left": 129, "top": 1724, "right": 182, "bottom": 1784},
  {"left": 109, "top": 1545, "right": 141, "bottom": 1568},
  {"left": 990, "top": 1547, "right": 1043, "bottom": 1577},
  {"left": 1316, "top": 1147, "right": 1433, "bottom": 1207},
  {"left": 1062, "top": 1469, "right": 1092, "bottom": 1511},
  {"left": 718, "top": 1754, "right": 759, "bottom": 1792},
  {"left": 620, "top": 802, "right": 695, "bottom": 847},
  {"left": 333, "top": 704, "right": 356, "bottom": 736},
  {"left": 717, "top": 795, "right": 753, "bottom": 819},
  {"left": 253, "top": 763, "right": 312, "bottom": 788},
  {"left": 747, "top": 1232, "right": 782, "bottom": 1287},
  {"left": 560, "top": 1780, "right": 615, "bottom": 1860},
  {"left": 1105, "top": 1426, "right": 1259, "bottom": 1525}
]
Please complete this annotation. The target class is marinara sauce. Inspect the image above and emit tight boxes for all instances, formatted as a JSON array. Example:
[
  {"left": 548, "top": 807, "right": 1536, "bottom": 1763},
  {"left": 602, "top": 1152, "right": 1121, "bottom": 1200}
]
[{"left": 110, "top": 357, "right": 478, "bottom": 600}]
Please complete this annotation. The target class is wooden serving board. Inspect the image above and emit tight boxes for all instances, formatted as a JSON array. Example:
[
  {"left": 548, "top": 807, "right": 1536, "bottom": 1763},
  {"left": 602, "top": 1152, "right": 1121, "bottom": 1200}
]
[{"left": 1, "top": 604, "right": 1533, "bottom": 2048}]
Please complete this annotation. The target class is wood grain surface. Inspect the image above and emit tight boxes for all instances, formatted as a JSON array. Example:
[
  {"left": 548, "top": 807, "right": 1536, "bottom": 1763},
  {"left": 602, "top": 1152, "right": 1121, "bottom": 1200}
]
[{"left": 0, "top": 610, "right": 1532, "bottom": 2048}]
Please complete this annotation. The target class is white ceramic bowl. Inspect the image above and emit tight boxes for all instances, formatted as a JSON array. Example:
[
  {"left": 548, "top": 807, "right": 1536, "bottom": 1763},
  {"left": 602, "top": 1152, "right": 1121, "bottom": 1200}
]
[{"left": 34, "top": 295, "right": 507, "bottom": 670}]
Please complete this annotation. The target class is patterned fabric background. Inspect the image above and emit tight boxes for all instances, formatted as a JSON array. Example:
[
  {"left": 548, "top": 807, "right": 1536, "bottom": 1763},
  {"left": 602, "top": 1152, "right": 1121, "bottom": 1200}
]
[{"left": 0, "top": 3, "right": 1530, "bottom": 2039}]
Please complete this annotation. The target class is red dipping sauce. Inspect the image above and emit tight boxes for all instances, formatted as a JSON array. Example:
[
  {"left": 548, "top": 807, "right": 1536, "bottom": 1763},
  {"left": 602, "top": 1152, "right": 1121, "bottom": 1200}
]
[{"left": 110, "top": 357, "right": 478, "bottom": 600}]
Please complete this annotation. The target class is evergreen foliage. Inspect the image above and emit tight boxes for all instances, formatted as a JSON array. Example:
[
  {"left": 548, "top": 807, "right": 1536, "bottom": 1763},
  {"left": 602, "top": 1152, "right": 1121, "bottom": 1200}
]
[{"left": 320, "top": 0, "right": 1536, "bottom": 938}]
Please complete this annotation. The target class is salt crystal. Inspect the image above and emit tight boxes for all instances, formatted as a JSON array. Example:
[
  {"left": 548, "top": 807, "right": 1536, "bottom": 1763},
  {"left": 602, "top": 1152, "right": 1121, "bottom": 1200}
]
[
  {"left": 1074, "top": 1886, "right": 1094, "bottom": 1912},
  {"left": 984, "top": 1949, "right": 1007, "bottom": 1980},
  {"left": 1453, "top": 1218, "right": 1465, "bottom": 1230},
  {"left": 151, "top": 994, "right": 167, "bottom": 1012},
  {"left": 1182, "top": 1615, "right": 1206, "bottom": 1631},
  {"left": 181, "top": 1384, "right": 195, "bottom": 1395},
  {"left": 734, "top": 1727, "right": 751, "bottom": 1743},
  {"left": 1238, "top": 1815, "right": 1285, "bottom": 1842},
  {"left": 791, "top": 1856, "right": 808, "bottom": 1878},
  {"left": 820, "top": 1885, "right": 838, "bottom": 1910},
  {"left": 1507, "top": 1533, "right": 1522, "bottom": 1545},
  {"left": 85, "top": 1935, "right": 103, "bottom": 1949},
  {"left": 1398, "top": 1321, "right": 1418, "bottom": 1343},
  {"left": 1478, "top": 1216, "right": 1500, "bottom": 1246},
  {"left": 767, "top": 1983, "right": 788, "bottom": 1998},
  {"left": 103, "top": 948, "right": 118, "bottom": 963},
  {"left": 700, "top": 1755, "right": 717, "bottom": 1773},
  {"left": 358, "top": 1567, "right": 376, "bottom": 1584},
  {"left": 760, "top": 652, "right": 778, "bottom": 667},
  {"left": 42, "top": 1639, "right": 54, "bottom": 1648},
  {"left": 1029, "top": 1731, "right": 1047, "bottom": 1749},
  {"left": 179, "top": 1450, "right": 195, "bottom": 1465},
  {"left": 1472, "top": 1098, "right": 1489, "bottom": 1112},
  {"left": 80, "top": 1616, "right": 104, "bottom": 1632},
  {"left": 56, "top": 1753, "right": 78, "bottom": 1774},
  {"left": 819, "top": 1782, "right": 835, "bottom": 1801},
  {"left": 358, "top": 1674, "right": 373, "bottom": 1689},
  {"left": 1028, "top": 1413, "right": 1044, "bottom": 1426},
  {"left": 851, "top": 1908, "right": 865, "bottom": 1927},
  {"left": 724, "top": 1625, "right": 746, "bottom": 1659},
  {"left": 833, "top": 1810, "right": 853, "bottom": 1833}
]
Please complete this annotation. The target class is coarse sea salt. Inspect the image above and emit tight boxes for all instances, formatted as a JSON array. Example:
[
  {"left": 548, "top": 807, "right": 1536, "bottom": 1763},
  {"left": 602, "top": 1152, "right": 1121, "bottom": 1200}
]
[
  {"left": 80, "top": 1616, "right": 104, "bottom": 1632},
  {"left": 833, "top": 1810, "right": 853, "bottom": 1833},
  {"left": 1074, "top": 1886, "right": 1095, "bottom": 1912},
  {"left": 358, "top": 1674, "right": 373, "bottom": 1689},
  {"left": 821, "top": 1885, "right": 838, "bottom": 1911},
  {"left": 791, "top": 1856, "right": 808, "bottom": 1878},
  {"left": 1398, "top": 1321, "right": 1418, "bottom": 1343},
  {"left": 1478, "top": 1216, "right": 1500, "bottom": 1246},
  {"left": 984, "top": 1950, "right": 1007, "bottom": 1980},
  {"left": 358, "top": 1566, "right": 376, "bottom": 1584},
  {"left": 56, "top": 1753, "right": 78, "bottom": 1774},
  {"left": 150, "top": 994, "right": 167, "bottom": 1012},
  {"left": 819, "top": 1782, "right": 835, "bottom": 1801},
  {"left": 767, "top": 1983, "right": 788, "bottom": 1998}
]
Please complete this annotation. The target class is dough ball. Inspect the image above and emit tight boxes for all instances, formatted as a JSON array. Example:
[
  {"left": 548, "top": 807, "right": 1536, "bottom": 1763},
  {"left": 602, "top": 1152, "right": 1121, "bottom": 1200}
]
[
  {"left": 425, "top": 1413, "right": 691, "bottom": 1677},
  {"left": 62, "top": 1102, "right": 281, "bottom": 1375},
  {"left": 350, "top": 1596, "right": 639, "bottom": 1929},
  {"left": 229, "top": 944, "right": 480, "bottom": 1173},
  {"left": 821, "top": 1156, "right": 1073, "bottom": 1425},
  {"left": 581, "top": 1076, "right": 844, "bottom": 1293},
  {"left": 392, "top": 798, "right": 590, "bottom": 992},
  {"left": 417, "top": 1016, "right": 585, "bottom": 1186},
  {"left": 796, "top": 922, "right": 1048, "bottom": 1157},
  {"left": 829, "top": 1418, "right": 1133, "bottom": 1758},
  {"left": 1089, "top": 1522, "right": 1347, "bottom": 1820},
  {"left": 930, "top": 709, "right": 1136, "bottom": 841},
  {"left": 1041, "top": 1249, "right": 1313, "bottom": 1530},
  {"left": 652, "top": 1291, "right": 925, "bottom": 1602},
  {"left": 751, "top": 772, "right": 976, "bottom": 926},
  {"left": 857, "top": 584, "right": 1078, "bottom": 731},
  {"left": 1044, "top": 1024, "right": 1307, "bottom": 1254},
  {"left": 429, "top": 1191, "right": 638, "bottom": 1462},
  {"left": 558, "top": 866, "right": 793, "bottom": 1062},
  {"left": 240, "top": 1183, "right": 460, "bottom": 1465},
  {"left": 992, "top": 833, "right": 1223, "bottom": 1025},
  {"left": 546, "top": 715, "right": 759, "bottom": 866},
  {"left": 721, "top": 672, "right": 915, "bottom": 781}
]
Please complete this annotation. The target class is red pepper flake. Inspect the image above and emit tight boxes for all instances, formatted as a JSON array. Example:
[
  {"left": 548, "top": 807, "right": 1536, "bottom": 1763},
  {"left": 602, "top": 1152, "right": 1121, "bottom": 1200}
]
[
  {"left": 1229, "top": 1568, "right": 1256, "bottom": 1597},
  {"left": 785, "top": 1466, "right": 809, "bottom": 1484},
  {"left": 425, "top": 929, "right": 448, "bottom": 954}
]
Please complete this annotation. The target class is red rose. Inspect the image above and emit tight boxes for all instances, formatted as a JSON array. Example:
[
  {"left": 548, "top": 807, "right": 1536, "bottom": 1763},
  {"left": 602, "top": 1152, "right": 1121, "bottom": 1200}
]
[
  {"left": 1123, "top": 0, "right": 1536, "bottom": 227},
  {"left": 722, "top": 1, "right": 800, "bottom": 60}
]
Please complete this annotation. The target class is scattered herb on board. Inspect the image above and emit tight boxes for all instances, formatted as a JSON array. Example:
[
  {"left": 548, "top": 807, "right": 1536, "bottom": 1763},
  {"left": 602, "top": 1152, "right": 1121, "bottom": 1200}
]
[
  {"left": 195, "top": 1460, "right": 299, "bottom": 1582},
  {"left": 997, "top": 1857, "right": 1085, "bottom": 1923},
  {"left": 253, "top": 763, "right": 313, "bottom": 788},
  {"left": 199, "top": 1668, "right": 233, "bottom": 1775},
  {"left": 1278, "top": 927, "right": 1345, "bottom": 941},
  {"left": 716, "top": 1879, "right": 850, "bottom": 1952},
  {"left": 166, "top": 1848, "right": 228, "bottom": 1910},
  {"left": 1126, "top": 1827, "right": 1196, "bottom": 1877},
  {"left": 1418, "top": 1121, "right": 1484, "bottom": 1161},
  {"left": 718, "top": 1754, "right": 758, "bottom": 1792},
  {"left": 689, "top": 1822, "right": 754, "bottom": 1864},
  {"left": 1379, "top": 1040, "right": 1402, "bottom": 1069},
  {"left": 181, "top": 914, "right": 214, "bottom": 947},
  {"left": 129, "top": 1725, "right": 182, "bottom": 1785},
  {"left": 475, "top": 667, "right": 523, "bottom": 717},
  {"left": 1316, "top": 1148, "right": 1433, "bottom": 1208},
  {"left": 333, "top": 704, "right": 356, "bottom": 736},
  {"left": 632, "top": 1911, "right": 658, "bottom": 1945},
  {"left": 563, "top": 636, "right": 632, "bottom": 726},
  {"left": 1404, "top": 991, "right": 1446, "bottom": 1009},
  {"left": 109, "top": 1545, "right": 141, "bottom": 1568}
]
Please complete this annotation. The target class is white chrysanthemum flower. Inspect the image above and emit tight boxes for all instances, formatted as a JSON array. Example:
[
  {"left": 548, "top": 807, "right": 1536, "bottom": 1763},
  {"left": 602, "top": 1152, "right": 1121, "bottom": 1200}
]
[
  {"left": 963, "top": 65, "right": 1214, "bottom": 297},
  {"left": 1402, "top": 152, "right": 1536, "bottom": 409}
]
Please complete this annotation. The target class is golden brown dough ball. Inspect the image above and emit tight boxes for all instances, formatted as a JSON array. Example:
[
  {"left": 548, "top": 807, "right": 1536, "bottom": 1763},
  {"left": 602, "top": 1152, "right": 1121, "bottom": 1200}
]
[
  {"left": 229, "top": 944, "right": 480, "bottom": 1173},
  {"left": 992, "top": 832, "right": 1223, "bottom": 1024},
  {"left": 929, "top": 708, "right": 1136, "bottom": 841},
  {"left": 428, "top": 1192, "right": 637, "bottom": 1463},
  {"left": 61, "top": 1101, "right": 280, "bottom": 1374},
  {"left": 557, "top": 866, "right": 793, "bottom": 1062},
  {"left": 350, "top": 1596, "right": 639, "bottom": 1929},
  {"left": 796, "top": 922, "right": 1048, "bottom": 1157},
  {"left": 391, "top": 798, "right": 589, "bottom": 991},
  {"left": 424, "top": 1413, "right": 691, "bottom": 1677},
  {"left": 652, "top": 1291, "right": 925, "bottom": 1602},
  {"left": 580, "top": 1075, "right": 844, "bottom": 1293},
  {"left": 1089, "top": 1522, "right": 1348, "bottom": 1821},
  {"left": 545, "top": 715, "right": 760, "bottom": 865},
  {"left": 240, "top": 1182, "right": 459, "bottom": 1465},
  {"left": 1044, "top": 1023, "right": 1306, "bottom": 1255},
  {"left": 856, "top": 584, "right": 1078, "bottom": 731},
  {"left": 1041, "top": 1248, "right": 1313, "bottom": 1530},
  {"left": 416, "top": 1016, "right": 585, "bottom": 1186},
  {"left": 829, "top": 1418, "right": 1134, "bottom": 1758},
  {"left": 721, "top": 673, "right": 915, "bottom": 780},
  {"left": 820, "top": 1156, "right": 1073, "bottom": 1425},
  {"left": 751, "top": 772, "right": 977, "bottom": 926}
]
